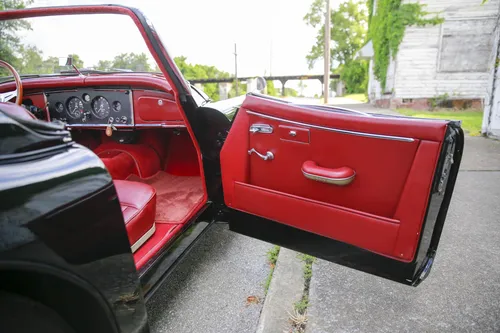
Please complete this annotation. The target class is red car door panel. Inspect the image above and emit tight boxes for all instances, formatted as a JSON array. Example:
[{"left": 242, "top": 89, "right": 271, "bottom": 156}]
[{"left": 221, "top": 94, "right": 451, "bottom": 263}]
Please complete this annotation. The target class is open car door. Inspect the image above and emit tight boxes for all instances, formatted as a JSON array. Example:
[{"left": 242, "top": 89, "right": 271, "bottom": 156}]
[{"left": 220, "top": 93, "right": 463, "bottom": 286}]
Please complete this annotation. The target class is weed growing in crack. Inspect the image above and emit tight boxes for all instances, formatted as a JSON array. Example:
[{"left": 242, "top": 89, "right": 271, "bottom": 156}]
[
  {"left": 290, "top": 254, "right": 316, "bottom": 332},
  {"left": 263, "top": 245, "right": 280, "bottom": 295}
]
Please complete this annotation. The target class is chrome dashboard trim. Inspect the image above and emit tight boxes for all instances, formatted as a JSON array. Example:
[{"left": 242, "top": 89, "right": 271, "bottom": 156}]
[
  {"left": 66, "top": 124, "right": 135, "bottom": 129},
  {"left": 246, "top": 110, "right": 415, "bottom": 142},
  {"left": 135, "top": 124, "right": 186, "bottom": 128},
  {"left": 129, "top": 89, "right": 135, "bottom": 126}
]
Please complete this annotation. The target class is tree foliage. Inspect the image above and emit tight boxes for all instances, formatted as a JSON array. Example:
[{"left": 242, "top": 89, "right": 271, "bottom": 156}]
[
  {"left": 304, "top": 0, "right": 368, "bottom": 69},
  {"left": 10, "top": 45, "right": 84, "bottom": 75},
  {"left": 338, "top": 59, "right": 368, "bottom": 94},
  {"left": 173, "top": 56, "right": 240, "bottom": 101},
  {"left": 0, "top": 0, "right": 33, "bottom": 74},
  {"left": 109, "top": 53, "right": 151, "bottom": 71},
  {"left": 304, "top": 0, "right": 368, "bottom": 94},
  {"left": 369, "top": 0, "right": 443, "bottom": 89},
  {"left": 69, "top": 54, "right": 84, "bottom": 68},
  {"left": 266, "top": 80, "right": 278, "bottom": 96}
]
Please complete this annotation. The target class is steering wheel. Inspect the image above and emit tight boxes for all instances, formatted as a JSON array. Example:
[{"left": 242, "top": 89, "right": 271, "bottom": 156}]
[{"left": 0, "top": 59, "right": 23, "bottom": 105}]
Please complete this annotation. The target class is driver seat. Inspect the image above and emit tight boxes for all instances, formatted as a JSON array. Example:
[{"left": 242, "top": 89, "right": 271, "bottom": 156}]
[{"left": 114, "top": 180, "right": 157, "bottom": 253}]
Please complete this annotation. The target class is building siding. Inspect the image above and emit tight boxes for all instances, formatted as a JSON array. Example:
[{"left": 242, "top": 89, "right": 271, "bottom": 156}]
[{"left": 370, "top": 0, "right": 500, "bottom": 102}]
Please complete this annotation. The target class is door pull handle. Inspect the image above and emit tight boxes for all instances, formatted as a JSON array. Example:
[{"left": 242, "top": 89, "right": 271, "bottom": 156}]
[
  {"left": 248, "top": 148, "right": 274, "bottom": 161},
  {"left": 302, "top": 161, "right": 355, "bottom": 186}
]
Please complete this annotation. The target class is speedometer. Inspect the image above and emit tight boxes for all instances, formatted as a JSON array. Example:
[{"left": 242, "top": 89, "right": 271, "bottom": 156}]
[
  {"left": 66, "top": 97, "right": 84, "bottom": 119},
  {"left": 91, "top": 96, "right": 111, "bottom": 119}
]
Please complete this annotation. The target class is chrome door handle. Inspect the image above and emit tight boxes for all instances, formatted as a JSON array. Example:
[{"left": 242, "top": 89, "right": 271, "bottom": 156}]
[
  {"left": 249, "top": 124, "right": 273, "bottom": 134},
  {"left": 248, "top": 148, "right": 274, "bottom": 161}
]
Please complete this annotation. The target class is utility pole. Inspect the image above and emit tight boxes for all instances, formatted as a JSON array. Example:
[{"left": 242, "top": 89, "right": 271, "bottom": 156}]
[
  {"left": 234, "top": 43, "right": 239, "bottom": 96},
  {"left": 270, "top": 40, "right": 273, "bottom": 76},
  {"left": 323, "top": 0, "right": 331, "bottom": 104}
]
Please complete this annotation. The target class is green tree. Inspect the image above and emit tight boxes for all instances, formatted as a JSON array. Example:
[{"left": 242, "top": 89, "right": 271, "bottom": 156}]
[
  {"left": 266, "top": 80, "right": 278, "bottom": 96},
  {"left": 0, "top": 0, "right": 34, "bottom": 74},
  {"left": 304, "top": 0, "right": 368, "bottom": 69},
  {"left": 304, "top": 0, "right": 368, "bottom": 94},
  {"left": 285, "top": 87, "right": 299, "bottom": 97},
  {"left": 18, "top": 45, "right": 43, "bottom": 73},
  {"left": 68, "top": 54, "right": 84, "bottom": 68},
  {"left": 174, "top": 56, "right": 232, "bottom": 101},
  {"left": 42, "top": 56, "right": 59, "bottom": 73},
  {"left": 112, "top": 53, "right": 152, "bottom": 71},
  {"left": 338, "top": 59, "right": 368, "bottom": 94},
  {"left": 96, "top": 60, "right": 112, "bottom": 71},
  {"left": 228, "top": 82, "right": 247, "bottom": 98}
]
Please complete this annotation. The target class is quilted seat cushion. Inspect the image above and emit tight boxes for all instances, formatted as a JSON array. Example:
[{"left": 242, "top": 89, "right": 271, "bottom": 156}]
[{"left": 114, "top": 180, "right": 156, "bottom": 252}]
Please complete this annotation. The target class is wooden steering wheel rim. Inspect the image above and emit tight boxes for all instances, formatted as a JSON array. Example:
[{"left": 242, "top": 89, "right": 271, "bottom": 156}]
[{"left": 0, "top": 60, "right": 23, "bottom": 105}]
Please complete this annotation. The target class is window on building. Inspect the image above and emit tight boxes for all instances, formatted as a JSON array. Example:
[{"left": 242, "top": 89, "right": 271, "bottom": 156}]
[{"left": 438, "top": 19, "right": 495, "bottom": 73}]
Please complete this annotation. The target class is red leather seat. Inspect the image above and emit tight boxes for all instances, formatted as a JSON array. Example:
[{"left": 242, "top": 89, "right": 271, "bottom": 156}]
[
  {"left": 114, "top": 180, "right": 156, "bottom": 253},
  {"left": 100, "top": 151, "right": 137, "bottom": 180}
]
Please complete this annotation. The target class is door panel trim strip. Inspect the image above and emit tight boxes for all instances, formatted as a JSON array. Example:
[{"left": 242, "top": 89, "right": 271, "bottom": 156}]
[{"left": 246, "top": 110, "right": 415, "bottom": 142}]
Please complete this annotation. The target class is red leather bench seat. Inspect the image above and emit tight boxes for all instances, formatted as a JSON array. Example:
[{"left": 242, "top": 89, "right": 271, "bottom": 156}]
[
  {"left": 114, "top": 180, "right": 157, "bottom": 253},
  {"left": 95, "top": 142, "right": 161, "bottom": 179},
  {"left": 100, "top": 151, "right": 137, "bottom": 180}
]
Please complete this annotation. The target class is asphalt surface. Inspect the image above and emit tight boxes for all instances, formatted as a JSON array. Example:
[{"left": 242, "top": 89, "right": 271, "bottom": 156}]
[
  {"left": 307, "top": 136, "right": 500, "bottom": 333},
  {"left": 146, "top": 223, "right": 273, "bottom": 333}
]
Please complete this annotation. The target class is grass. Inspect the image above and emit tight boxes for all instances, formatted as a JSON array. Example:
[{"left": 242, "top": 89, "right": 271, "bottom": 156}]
[
  {"left": 263, "top": 245, "right": 280, "bottom": 295},
  {"left": 343, "top": 93, "right": 368, "bottom": 103},
  {"left": 397, "top": 108, "right": 483, "bottom": 136},
  {"left": 294, "top": 254, "right": 316, "bottom": 314}
]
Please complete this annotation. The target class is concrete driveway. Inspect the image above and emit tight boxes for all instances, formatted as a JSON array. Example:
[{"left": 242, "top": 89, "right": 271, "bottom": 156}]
[
  {"left": 307, "top": 136, "right": 500, "bottom": 332},
  {"left": 147, "top": 223, "right": 273, "bottom": 333}
]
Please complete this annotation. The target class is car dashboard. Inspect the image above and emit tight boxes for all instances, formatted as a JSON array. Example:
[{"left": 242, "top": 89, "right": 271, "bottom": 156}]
[{"left": 46, "top": 88, "right": 134, "bottom": 127}]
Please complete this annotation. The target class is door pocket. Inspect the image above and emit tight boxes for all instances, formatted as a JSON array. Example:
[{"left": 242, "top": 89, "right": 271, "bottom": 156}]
[{"left": 231, "top": 181, "right": 401, "bottom": 257}]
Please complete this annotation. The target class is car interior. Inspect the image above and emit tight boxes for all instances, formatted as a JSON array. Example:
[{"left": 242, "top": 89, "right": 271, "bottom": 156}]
[{"left": 0, "top": 75, "right": 206, "bottom": 271}]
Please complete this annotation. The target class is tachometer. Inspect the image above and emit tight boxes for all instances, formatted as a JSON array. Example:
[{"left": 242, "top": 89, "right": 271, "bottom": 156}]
[
  {"left": 91, "top": 96, "right": 111, "bottom": 119},
  {"left": 66, "top": 97, "right": 84, "bottom": 119}
]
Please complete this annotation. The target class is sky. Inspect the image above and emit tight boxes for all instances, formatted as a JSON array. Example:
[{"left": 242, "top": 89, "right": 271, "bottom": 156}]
[{"left": 27, "top": 0, "right": 328, "bottom": 95}]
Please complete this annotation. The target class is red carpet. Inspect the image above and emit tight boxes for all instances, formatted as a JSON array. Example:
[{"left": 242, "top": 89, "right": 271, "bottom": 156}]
[{"left": 128, "top": 171, "right": 204, "bottom": 223}]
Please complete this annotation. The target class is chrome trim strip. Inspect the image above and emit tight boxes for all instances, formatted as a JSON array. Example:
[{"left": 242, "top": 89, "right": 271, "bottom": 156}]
[
  {"left": 135, "top": 123, "right": 186, "bottom": 128},
  {"left": 131, "top": 224, "right": 156, "bottom": 253},
  {"left": 66, "top": 124, "right": 135, "bottom": 128},
  {"left": 246, "top": 110, "right": 415, "bottom": 142},
  {"left": 302, "top": 169, "right": 356, "bottom": 186},
  {"left": 128, "top": 89, "right": 135, "bottom": 126}
]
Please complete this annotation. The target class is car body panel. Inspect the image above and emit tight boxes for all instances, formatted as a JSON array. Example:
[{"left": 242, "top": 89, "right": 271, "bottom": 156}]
[{"left": 0, "top": 112, "right": 148, "bottom": 332}]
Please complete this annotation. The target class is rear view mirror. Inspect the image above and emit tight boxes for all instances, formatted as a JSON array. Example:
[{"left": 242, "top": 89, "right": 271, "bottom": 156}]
[
  {"left": 255, "top": 77, "right": 266, "bottom": 91},
  {"left": 247, "top": 76, "right": 267, "bottom": 93},
  {"left": 58, "top": 56, "right": 73, "bottom": 67}
]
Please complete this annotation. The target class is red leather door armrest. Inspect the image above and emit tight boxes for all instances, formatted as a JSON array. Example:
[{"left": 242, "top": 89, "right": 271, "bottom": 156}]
[{"left": 302, "top": 161, "right": 356, "bottom": 186}]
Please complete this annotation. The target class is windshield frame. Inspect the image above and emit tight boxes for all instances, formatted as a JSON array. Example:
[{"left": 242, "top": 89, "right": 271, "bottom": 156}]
[{"left": 0, "top": 5, "right": 190, "bottom": 99}]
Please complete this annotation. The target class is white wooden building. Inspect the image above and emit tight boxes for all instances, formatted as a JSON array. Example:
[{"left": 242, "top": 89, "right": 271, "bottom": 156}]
[{"left": 361, "top": 0, "right": 500, "bottom": 137}]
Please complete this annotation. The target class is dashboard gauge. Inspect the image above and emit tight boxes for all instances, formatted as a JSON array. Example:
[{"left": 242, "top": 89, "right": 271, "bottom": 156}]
[
  {"left": 112, "top": 101, "right": 122, "bottom": 112},
  {"left": 66, "top": 97, "right": 84, "bottom": 119},
  {"left": 91, "top": 96, "right": 111, "bottom": 119},
  {"left": 83, "top": 93, "right": 91, "bottom": 102},
  {"left": 55, "top": 102, "right": 64, "bottom": 113}
]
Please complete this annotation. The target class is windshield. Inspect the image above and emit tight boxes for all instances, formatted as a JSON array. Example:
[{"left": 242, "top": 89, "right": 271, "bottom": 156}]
[{"left": 0, "top": 13, "right": 160, "bottom": 79}]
